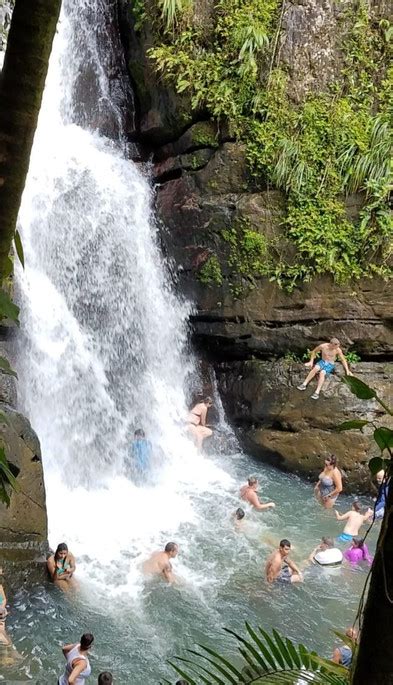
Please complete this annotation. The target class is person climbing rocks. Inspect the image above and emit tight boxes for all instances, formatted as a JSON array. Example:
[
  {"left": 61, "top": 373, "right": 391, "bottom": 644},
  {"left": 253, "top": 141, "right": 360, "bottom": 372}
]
[
  {"left": 187, "top": 397, "right": 213, "bottom": 450},
  {"left": 297, "top": 338, "right": 353, "bottom": 399},
  {"left": 265, "top": 539, "right": 303, "bottom": 583},
  {"left": 335, "top": 501, "right": 373, "bottom": 542},
  {"left": 142, "top": 542, "right": 179, "bottom": 584},
  {"left": 240, "top": 477, "right": 275, "bottom": 511}
]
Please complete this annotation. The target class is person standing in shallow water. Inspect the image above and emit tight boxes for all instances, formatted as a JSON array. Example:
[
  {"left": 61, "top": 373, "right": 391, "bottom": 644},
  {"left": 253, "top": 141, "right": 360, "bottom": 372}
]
[
  {"left": 58, "top": 633, "right": 93, "bottom": 685},
  {"left": 335, "top": 501, "right": 373, "bottom": 542},
  {"left": 314, "top": 455, "right": 342, "bottom": 509},
  {"left": 142, "top": 542, "right": 179, "bottom": 583},
  {"left": 265, "top": 539, "right": 303, "bottom": 583},
  {"left": 240, "top": 476, "right": 275, "bottom": 511},
  {"left": 297, "top": 337, "right": 353, "bottom": 399},
  {"left": 187, "top": 396, "right": 213, "bottom": 450}
]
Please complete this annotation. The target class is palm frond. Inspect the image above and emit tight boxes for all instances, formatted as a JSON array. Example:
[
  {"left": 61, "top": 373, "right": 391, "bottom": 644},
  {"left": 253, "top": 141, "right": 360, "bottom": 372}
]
[{"left": 167, "top": 624, "right": 350, "bottom": 685}]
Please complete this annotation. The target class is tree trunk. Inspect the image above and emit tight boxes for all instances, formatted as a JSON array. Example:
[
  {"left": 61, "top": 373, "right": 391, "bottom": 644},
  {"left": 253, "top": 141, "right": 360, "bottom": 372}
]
[
  {"left": 352, "top": 483, "right": 393, "bottom": 684},
  {"left": 0, "top": 0, "right": 61, "bottom": 278}
]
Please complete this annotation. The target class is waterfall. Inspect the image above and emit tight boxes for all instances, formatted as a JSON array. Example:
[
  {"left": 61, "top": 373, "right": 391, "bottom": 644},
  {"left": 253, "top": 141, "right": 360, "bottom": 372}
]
[{"left": 16, "top": 0, "right": 231, "bottom": 575}]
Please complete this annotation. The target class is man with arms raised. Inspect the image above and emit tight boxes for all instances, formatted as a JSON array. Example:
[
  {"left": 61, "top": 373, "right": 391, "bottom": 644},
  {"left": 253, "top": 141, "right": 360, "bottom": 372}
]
[
  {"left": 240, "top": 476, "right": 275, "bottom": 511},
  {"left": 142, "top": 542, "right": 179, "bottom": 583},
  {"left": 297, "top": 338, "right": 353, "bottom": 399},
  {"left": 265, "top": 539, "right": 303, "bottom": 583}
]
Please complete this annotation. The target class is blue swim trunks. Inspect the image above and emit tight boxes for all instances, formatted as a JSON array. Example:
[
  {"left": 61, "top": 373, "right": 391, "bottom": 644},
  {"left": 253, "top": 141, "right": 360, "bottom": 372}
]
[
  {"left": 316, "top": 359, "right": 335, "bottom": 374},
  {"left": 338, "top": 532, "right": 353, "bottom": 542}
]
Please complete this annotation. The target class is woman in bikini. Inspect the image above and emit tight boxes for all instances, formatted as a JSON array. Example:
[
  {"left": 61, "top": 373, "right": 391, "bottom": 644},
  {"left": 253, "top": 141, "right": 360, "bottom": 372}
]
[
  {"left": 47, "top": 543, "right": 76, "bottom": 591},
  {"left": 314, "top": 455, "right": 342, "bottom": 509},
  {"left": 187, "top": 396, "right": 213, "bottom": 450}
]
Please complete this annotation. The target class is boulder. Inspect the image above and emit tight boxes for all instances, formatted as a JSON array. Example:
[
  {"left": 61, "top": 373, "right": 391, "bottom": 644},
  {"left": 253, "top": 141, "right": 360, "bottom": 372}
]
[{"left": 216, "top": 360, "right": 393, "bottom": 492}]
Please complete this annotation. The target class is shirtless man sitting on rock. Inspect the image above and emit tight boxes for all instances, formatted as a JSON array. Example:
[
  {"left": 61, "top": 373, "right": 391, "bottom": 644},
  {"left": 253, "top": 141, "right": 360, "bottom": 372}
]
[
  {"left": 265, "top": 539, "right": 303, "bottom": 584},
  {"left": 142, "top": 542, "right": 179, "bottom": 583},
  {"left": 297, "top": 338, "right": 353, "bottom": 400},
  {"left": 240, "top": 477, "right": 275, "bottom": 511}
]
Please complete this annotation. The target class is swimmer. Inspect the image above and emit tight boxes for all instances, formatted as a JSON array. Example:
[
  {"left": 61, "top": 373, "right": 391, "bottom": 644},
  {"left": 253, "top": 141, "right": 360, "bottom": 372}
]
[
  {"left": 335, "top": 501, "right": 373, "bottom": 542},
  {"left": 142, "top": 542, "right": 179, "bottom": 583},
  {"left": 98, "top": 673, "right": 113, "bottom": 684},
  {"left": 187, "top": 397, "right": 213, "bottom": 450},
  {"left": 58, "top": 633, "right": 94, "bottom": 685},
  {"left": 308, "top": 537, "right": 343, "bottom": 566},
  {"left": 233, "top": 507, "right": 246, "bottom": 529},
  {"left": 240, "top": 477, "right": 275, "bottom": 511},
  {"left": 344, "top": 537, "right": 373, "bottom": 564},
  {"left": 47, "top": 543, "right": 76, "bottom": 591},
  {"left": 314, "top": 455, "right": 342, "bottom": 509},
  {"left": 297, "top": 338, "right": 353, "bottom": 399},
  {"left": 332, "top": 627, "right": 358, "bottom": 667},
  {"left": 265, "top": 539, "right": 303, "bottom": 583},
  {"left": 131, "top": 428, "right": 152, "bottom": 475}
]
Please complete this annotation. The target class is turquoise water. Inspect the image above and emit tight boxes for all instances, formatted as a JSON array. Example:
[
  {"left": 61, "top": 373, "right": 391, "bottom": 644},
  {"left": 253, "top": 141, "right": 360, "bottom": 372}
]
[{"left": 1, "top": 451, "right": 377, "bottom": 684}]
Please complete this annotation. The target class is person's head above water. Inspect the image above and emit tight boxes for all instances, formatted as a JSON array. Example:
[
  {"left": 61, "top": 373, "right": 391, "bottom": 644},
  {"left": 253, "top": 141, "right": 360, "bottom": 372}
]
[
  {"left": 134, "top": 428, "right": 145, "bottom": 439},
  {"left": 55, "top": 543, "right": 68, "bottom": 561},
  {"left": 329, "top": 337, "right": 340, "bottom": 348},
  {"left": 248, "top": 476, "right": 258, "bottom": 488},
  {"left": 98, "top": 673, "right": 113, "bottom": 684},
  {"left": 279, "top": 539, "right": 291, "bottom": 556},
  {"left": 352, "top": 536, "right": 365, "bottom": 548},
  {"left": 324, "top": 455, "right": 337, "bottom": 469},
  {"left": 352, "top": 501, "right": 361, "bottom": 513},
  {"left": 376, "top": 469, "right": 385, "bottom": 485},
  {"left": 80, "top": 633, "right": 94, "bottom": 650},
  {"left": 235, "top": 508, "right": 245, "bottom": 520},
  {"left": 321, "top": 537, "right": 334, "bottom": 549},
  {"left": 165, "top": 542, "right": 178, "bottom": 558}
]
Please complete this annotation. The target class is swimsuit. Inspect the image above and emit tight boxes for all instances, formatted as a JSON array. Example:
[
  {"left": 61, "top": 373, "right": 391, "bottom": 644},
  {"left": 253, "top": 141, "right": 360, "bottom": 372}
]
[
  {"left": 58, "top": 645, "right": 91, "bottom": 685},
  {"left": 277, "top": 564, "right": 292, "bottom": 583},
  {"left": 319, "top": 475, "right": 337, "bottom": 501},
  {"left": 56, "top": 560, "right": 70, "bottom": 576},
  {"left": 338, "top": 645, "right": 352, "bottom": 668},
  {"left": 316, "top": 359, "right": 335, "bottom": 374},
  {"left": 338, "top": 532, "right": 353, "bottom": 542}
]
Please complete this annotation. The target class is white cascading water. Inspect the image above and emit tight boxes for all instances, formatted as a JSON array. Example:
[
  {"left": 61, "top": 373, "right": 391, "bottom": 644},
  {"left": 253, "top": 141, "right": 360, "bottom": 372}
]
[{"left": 16, "top": 0, "right": 232, "bottom": 592}]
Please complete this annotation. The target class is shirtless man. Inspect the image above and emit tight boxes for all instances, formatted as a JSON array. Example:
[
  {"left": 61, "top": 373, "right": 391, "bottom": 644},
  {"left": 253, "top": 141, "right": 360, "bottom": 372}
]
[
  {"left": 335, "top": 501, "right": 373, "bottom": 542},
  {"left": 297, "top": 338, "right": 353, "bottom": 400},
  {"left": 240, "top": 477, "right": 275, "bottom": 511},
  {"left": 142, "top": 542, "right": 178, "bottom": 583},
  {"left": 265, "top": 540, "right": 303, "bottom": 583},
  {"left": 187, "top": 397, "right": 213, "bottom": 450}
]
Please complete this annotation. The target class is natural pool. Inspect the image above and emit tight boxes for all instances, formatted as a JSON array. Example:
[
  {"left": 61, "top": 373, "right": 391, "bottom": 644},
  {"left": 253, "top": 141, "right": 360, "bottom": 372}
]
[{"left": 2, "top": 449, "right": 377, "bottom": 684}]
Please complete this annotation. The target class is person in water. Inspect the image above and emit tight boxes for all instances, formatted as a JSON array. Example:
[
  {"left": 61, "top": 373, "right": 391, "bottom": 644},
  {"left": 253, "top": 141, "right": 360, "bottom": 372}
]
[
  {"left": 187, "top": 397, "right": 213, "bottom": 450},
  {"left": 233, "top": 507, "right": 246, "bottom": 529},
  {"left": 142, "top": 542, "right": 179, "bottom": 583},
  {"left": 308, "top": 537, "right": 343, "bottom": 566},
  {"left": 240, "top": 477, "right": 275, "bottom": 511},
  {"left": 58, "top": 632, "right": 94, "bottom": 685},
  {"left": 131, "top": 428, "right": 152, "bottom": 474},
  {"left": 332, "top": 627, "right": 358, "bottom": 667},
  {"left": 375, "top": 469, "right": 389, "bottom": 520},
  {"left": 314, "top": 455, "right": 342, "bottom": 509},
  {"left": 265, "top": 539, "right": 303, "bottom": 583},
  {"left": 98, "top": 673, "right": 113, "bottom": 684},
  {"left": 344, "top": 537, "right": 373, "bottom": 564},
  {"left": 47, "top": 543, "right": 76, "bottom": 591},
  {"left": 335, "top": 501, "right": 373, "bottom": 542},
  {"left": 0, "top": 568, "right": 10, "bottom": 647},
  {"left": 297, "top": 338, "right": 353, "bottom": 399}
]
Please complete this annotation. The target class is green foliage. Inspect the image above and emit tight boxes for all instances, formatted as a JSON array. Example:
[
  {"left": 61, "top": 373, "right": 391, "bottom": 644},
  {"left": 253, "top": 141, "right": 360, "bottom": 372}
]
[
  {"left": 345, "top": 350, "right": 361, "bottom": 365},
  {"left": 145, "top": 0, "right": 392, "bottom": 289},
  {"left": 221, "top": 221, "right": 273, "bottom": 295},
  {"left": 0, "top": 355, "right": 17, "bottom": 378},
  {"left": 166, "top": 622, "right": 349, "bottom": 684},
  {"left": 0, "top": 288, "right": 19, "bottom": 324},
  {"left": 198, "top": 255, "right": 223, "bottom": 286},
  {"left": 14, "top": 229, "right": 24, "bottom": 268},
  {"left": 342, "top": 376, "right": 377, "bottom": 400}
]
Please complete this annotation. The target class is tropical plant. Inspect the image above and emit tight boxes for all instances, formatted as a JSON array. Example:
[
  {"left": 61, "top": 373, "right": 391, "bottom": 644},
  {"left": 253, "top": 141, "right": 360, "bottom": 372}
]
[{"left": 163, "top": 623, "right": 350, "bottom": 684}]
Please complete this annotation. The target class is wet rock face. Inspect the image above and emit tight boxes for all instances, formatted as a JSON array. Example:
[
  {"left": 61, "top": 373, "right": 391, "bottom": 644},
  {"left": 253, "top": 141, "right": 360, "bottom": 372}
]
[
  {"left": 0, "top": 403, "right": 48, "bottom": 559},
  {"left": 216, "top": 360, "right": 393, "bottom": 492}
]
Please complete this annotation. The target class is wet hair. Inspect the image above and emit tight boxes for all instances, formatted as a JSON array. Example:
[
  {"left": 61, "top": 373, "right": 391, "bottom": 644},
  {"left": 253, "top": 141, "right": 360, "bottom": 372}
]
[
  {"left": 330, "top": 338, "right": 340, "bottom": 346},
  {"left": 165, "top": 542, "right": 178, "bottom": 554},
  {"left": 54, "top": 543, "right": 68, "bottom": 561},
  {"left": 98, "top": 673, "right": 113, "bottom": 685},
  {"left": 325, "top": 455, "right": 337, "bottom": 467},
  {"left": 134, "top": 428, "right": 145, "bottom": 438},
  {"left": 321, "top": 537, "right": 334, "bottom": 548},
  {"left": 80, "top": 633, "right": 94, "bottom": 650},
  {"left": 248, "top": 476, "right": 258, "bottom": 486},
  {"left": 352, "top": 501, "right": 361, "bottom": 512},
  {"left": 235, "top": 508, "right": 245, "bottom": 520},
  {"left": 280, "top": 539, "right": 291, "bottom": 548},
  {"left": 352, "top": 536, "right": 364, "bottom": 548},
  {"left": 203, "top": 396, "right": 213, "bottom": 405}
]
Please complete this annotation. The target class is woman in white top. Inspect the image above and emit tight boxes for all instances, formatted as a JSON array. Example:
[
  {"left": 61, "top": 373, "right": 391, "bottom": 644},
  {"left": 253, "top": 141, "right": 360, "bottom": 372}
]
[{"left": 58, "top": 633, "right": 93, "bottom": 685}]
